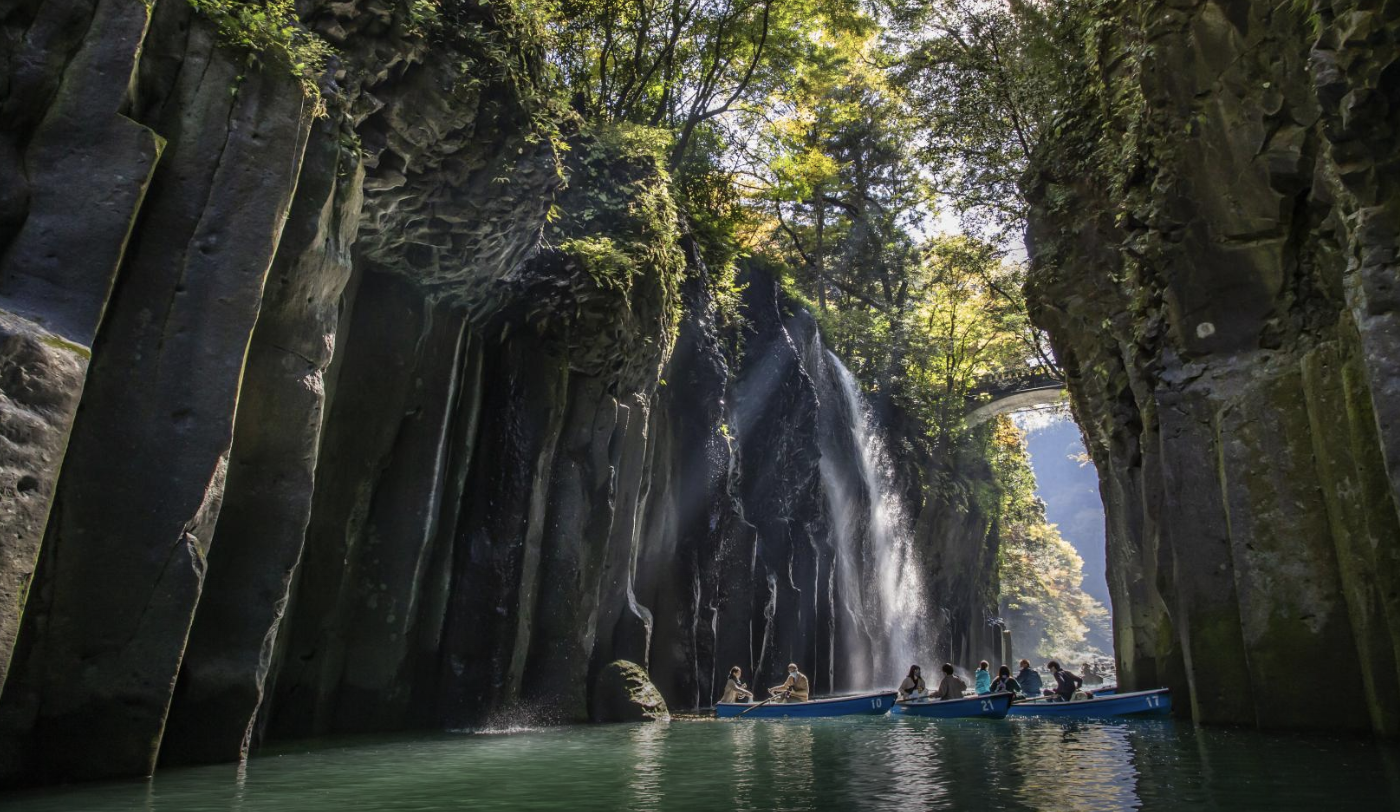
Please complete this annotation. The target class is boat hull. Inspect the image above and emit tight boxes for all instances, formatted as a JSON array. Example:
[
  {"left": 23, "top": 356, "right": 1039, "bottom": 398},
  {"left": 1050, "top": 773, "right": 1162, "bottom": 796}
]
[
  {"left": 890, "top": 691, "right": 1013, "bottom": 719},
  {"left": 716, "top": 691, "right": 897, "bottom": 718},
  {"left": 1008, "top": 688, "right": 1171, "bottom": 719}
]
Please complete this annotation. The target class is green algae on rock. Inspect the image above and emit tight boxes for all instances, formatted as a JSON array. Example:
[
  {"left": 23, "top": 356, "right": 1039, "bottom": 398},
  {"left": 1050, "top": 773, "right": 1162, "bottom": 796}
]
[{"left": 591, "top": 660, "right": 671, "bottom": 723}]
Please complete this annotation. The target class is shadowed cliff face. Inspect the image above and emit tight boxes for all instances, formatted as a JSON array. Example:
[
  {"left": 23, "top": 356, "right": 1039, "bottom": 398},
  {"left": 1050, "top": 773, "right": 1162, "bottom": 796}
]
[
  {"left": 1026, "top": 0, "right": 1400, "bottom": 734},
  {"left": 0, "top": 0, "right": 1002, "bottom": 788}
]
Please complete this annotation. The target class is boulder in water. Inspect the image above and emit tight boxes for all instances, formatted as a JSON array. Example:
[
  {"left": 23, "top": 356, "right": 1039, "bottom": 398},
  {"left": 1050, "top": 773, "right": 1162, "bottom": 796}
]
[{"left": 590, "top": 661, "right": 670, "bottom": 723}]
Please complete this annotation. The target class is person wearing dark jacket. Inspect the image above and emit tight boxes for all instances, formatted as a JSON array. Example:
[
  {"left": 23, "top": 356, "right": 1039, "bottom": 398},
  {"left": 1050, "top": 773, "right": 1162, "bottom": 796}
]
[
  {"left": 934, "top": 663, "right": 968, "bottom": 700},
  {"left": 989, "top": 665, "right": 1022, "bottom": 696},
  {"left": 1047, "top": 661, "right": 1082, "bottom": 701},
  {"left": 1016, "top": 659, "right": 1043, "bottom": 697}
]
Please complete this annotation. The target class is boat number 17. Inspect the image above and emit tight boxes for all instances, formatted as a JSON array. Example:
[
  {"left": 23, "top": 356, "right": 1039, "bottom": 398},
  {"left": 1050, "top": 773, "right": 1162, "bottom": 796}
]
[{"left": 1145, "top": 695, "right": 1160, "bottom": 708}]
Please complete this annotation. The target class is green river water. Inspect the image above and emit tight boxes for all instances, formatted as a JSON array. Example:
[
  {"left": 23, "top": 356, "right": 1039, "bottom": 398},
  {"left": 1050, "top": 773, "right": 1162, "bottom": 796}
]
[{"left": 4, "top": 715, "right": 1398, "bottom": 811}]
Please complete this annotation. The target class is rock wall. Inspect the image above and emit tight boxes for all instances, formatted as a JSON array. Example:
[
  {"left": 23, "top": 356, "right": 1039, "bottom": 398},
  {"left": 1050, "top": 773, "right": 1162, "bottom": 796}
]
[
  {"left": 0, "top": 0, "right": 1002, "bottom": 787},
  {"left": 1026, "top": 0, "right": 1400, "bottom": 733}
]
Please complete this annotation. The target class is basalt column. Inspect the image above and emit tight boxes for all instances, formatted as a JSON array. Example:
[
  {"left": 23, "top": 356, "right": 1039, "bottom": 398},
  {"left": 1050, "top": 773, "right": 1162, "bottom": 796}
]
[
  {"left": 0, "top": 0, "right": 164, "bottom": 687},
  {"left": 725, "top": 267, "right": 832, "bottom": 694},
  {"left": 1026, "top": 0, "right": 1400, "bottom": 733},
  {"left": 159, "top": 116, "right": 364, "bottom": 767},
  {"left": 0, "top": 2, "right": 314, "bottom": 782},
  {"left": 628, "top": 243, "right": 755, "bottom": 710}
]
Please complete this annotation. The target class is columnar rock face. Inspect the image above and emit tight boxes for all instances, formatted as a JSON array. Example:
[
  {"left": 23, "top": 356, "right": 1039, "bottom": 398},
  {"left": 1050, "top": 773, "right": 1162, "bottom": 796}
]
[
  {"left": 0, "top": 0, "right": 1002, "bottom": 788},
  {"left": 1026, "top": 0, "right": 1400, "bottom": 733}
]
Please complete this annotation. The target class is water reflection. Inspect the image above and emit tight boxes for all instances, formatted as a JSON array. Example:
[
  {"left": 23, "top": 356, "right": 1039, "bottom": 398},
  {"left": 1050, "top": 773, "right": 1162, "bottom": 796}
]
[
  {"left": 1013, "top": 722, "right": 1139, "bottom": 811},
  {"left": 876, "top": 718, "right": 947, "bottom": 808},
  {"left": 4, "top": 717, "right": 1399, "bottom": 811},
  {"left": 729, "top": 713, "right": 758, "bottom": 812},
  {"left": 768, "top": 722, "right": 816, "bottom": 806},
  {"left": 627, "top": 721, "right": 669, "bottom": 810}
]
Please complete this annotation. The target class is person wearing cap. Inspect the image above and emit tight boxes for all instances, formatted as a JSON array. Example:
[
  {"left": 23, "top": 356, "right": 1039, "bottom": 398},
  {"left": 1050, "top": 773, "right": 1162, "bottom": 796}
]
[{"left": 769, "top": 663, "right": 811, "bottom": 702}]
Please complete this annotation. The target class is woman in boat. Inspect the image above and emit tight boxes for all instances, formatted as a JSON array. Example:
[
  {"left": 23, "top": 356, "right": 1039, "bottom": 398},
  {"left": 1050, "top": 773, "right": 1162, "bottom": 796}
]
[
  {"left": 721, "top": 666, "right": 754, "bottom": 704},
  {"left": 1016, "top": 659, "right": 1044, "bottom": 697},
  {"left": 933, "top": 663, "right": 967, "bottom": 700},
  {"left": 770, "top": 663, "right": 810, "bottom": 702},
  {"left": 989, "top": 665, "right": 1022, "bottom": 696},
  {"left": 974, "top": 661, "right": 992, "bottom": 695},
  {"left": 1047, "top": 661, "right": 1083, "bottom": 701},
  {"left": 899, "top": 665, "right": 927, "bottom": 700}
]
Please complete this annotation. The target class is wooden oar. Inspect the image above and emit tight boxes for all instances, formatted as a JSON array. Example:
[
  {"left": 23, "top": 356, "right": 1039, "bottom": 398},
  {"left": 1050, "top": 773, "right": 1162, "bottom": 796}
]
[{"left": 738, "top": 690, "right": 790, "bottom": 717}]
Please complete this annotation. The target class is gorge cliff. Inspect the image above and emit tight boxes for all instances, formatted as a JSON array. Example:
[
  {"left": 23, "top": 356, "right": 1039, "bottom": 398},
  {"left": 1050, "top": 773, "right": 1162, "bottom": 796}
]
[
  {"left": 0, "top": 0, "right": 1005, "bottom": 787},
  {"left": 1026, "top": 0, "right": 1400, "bottom": 734}
]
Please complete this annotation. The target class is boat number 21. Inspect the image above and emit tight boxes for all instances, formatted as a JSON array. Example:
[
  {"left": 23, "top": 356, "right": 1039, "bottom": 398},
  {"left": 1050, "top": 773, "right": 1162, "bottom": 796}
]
[{"left": 980, "top": 699, "right": 993, "bottom": 712}]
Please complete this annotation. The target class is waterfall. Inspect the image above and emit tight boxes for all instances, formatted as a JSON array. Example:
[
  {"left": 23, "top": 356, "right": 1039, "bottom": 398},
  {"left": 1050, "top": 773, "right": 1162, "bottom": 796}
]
[{"left": 820, "top": 351, "right": 933, "bottom": 690}]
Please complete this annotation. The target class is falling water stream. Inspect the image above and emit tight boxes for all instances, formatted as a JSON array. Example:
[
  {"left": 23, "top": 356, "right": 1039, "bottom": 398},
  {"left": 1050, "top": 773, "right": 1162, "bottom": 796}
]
[{"left": 821, "top": 352, "right": 932, "bottom": 689}]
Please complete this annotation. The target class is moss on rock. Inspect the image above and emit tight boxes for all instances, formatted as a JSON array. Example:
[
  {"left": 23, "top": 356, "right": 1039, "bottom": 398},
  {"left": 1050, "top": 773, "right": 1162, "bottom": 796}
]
[{"left": 590, "top": 660, "right": 670, "bottom": 723}]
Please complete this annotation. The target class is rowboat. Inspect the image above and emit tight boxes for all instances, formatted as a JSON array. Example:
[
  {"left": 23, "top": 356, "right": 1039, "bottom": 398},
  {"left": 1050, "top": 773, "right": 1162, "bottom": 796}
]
[
  {"left": 890, "top": 691, "right": 1013, "bottom": 719},
  {"left": 715, "top": 691, "right": 897, "bottom": 718},
  {"left": 1007, "top": 688, "right": 1170, "bottom": 719}
]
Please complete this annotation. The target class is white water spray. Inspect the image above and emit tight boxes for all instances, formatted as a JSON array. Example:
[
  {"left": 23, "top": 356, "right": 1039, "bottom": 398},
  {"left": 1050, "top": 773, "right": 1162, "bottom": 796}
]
[{"left": 821, "top": 352, "right": 933, "bottom": 688}]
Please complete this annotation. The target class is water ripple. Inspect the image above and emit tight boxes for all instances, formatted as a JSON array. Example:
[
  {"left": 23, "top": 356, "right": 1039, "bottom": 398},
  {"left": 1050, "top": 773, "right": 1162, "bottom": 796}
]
[{"left": 4, "top": 717, "right": 1398, "bottom": 811}]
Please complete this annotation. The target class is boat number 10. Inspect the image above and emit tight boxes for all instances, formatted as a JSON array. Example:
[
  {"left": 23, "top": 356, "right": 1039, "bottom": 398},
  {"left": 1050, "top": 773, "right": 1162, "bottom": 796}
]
[{"left": 870, "top": 698, "right": 884, "bottom": 708}]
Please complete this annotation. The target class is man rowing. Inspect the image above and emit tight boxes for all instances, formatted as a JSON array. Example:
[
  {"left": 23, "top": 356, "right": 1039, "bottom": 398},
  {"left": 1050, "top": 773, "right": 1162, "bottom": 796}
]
[
  {"left": 769, "top": 663, "right": 811, "bottom": 702},
  {"left": 1047, "top": 661, "right": 1083, "bottom": 701}
]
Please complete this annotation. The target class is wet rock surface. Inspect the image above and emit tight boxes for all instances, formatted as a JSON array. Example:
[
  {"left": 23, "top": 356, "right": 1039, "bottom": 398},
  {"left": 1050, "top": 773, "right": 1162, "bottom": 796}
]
[
  {"left": 0, "top": 0, "right": 1002, "bottom": 788},
  {"left": 1025, "top": 0, "right": 1400, "bottom": 733}
]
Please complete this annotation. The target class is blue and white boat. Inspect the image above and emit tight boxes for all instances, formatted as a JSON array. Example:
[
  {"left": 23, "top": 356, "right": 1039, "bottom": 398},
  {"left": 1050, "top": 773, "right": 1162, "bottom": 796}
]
[
  {"left": 890, "top": 691, "right": 1013, "bottom": 719},
  {"left": 715, "top": 691, "right": 897, "bottom": 718},
  {"left": 1007, "top": 688, "right": 1170, "bottom": 719}
]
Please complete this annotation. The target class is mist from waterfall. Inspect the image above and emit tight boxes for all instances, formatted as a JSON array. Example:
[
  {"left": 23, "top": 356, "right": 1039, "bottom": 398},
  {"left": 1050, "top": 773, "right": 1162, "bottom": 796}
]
[{"left": 820, "top": 351, "right": 933, "bottom": 690}]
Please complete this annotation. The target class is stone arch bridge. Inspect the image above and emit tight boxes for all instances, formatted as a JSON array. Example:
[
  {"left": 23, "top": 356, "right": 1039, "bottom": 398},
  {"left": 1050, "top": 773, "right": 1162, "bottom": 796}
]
[{"left": 965, "top": 366, "right": 1066, "bottom": 426}]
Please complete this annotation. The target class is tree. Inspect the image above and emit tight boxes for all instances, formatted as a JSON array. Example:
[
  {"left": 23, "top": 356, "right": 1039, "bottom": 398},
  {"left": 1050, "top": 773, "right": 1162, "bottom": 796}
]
[
  {"left": 549, "top": 0, "right": 864, "bottom": 169},
  {"left": 746, "top": 21, "right": 922, "bottom": 316},
  {"left": 990, "top": 417, "right": 1109, "bottom": 660},
  {"left": 885, "top": 0, "right": 1085, "bottom": 242}
]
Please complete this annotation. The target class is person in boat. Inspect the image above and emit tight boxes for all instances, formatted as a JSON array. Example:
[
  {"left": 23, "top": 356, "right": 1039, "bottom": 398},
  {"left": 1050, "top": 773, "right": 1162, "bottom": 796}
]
[
  {"left": 933, "top": 663, "right": 967, "bottom": 700},
  {"left": 1082, "top": 662, "right": 1104, "bottom": 686},
  {"left": 721, "top": 665, "right": 754, "bottom": 704},
  {"left": 899, "top": 665, "right": 927, "bottom": 700},
  {"left": 974, "top": 661, "right": 992, "bottom": 695},
  {"left": 770, "top": 663, "right": 811, "bottom": 702},
  {"left": 1016, "top": 659, "right": 1043, "bottom": 698},
  {"left": 1047, "top": 661, "right": 1083, "bottom": 701},
  {"left": 989, "top": 664, "right": 1022, "bottom": 695}
]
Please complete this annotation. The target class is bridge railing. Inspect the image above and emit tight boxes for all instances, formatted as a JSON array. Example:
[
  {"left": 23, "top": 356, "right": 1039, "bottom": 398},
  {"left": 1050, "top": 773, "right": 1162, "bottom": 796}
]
[{"left": 967, "top": 365, "right": 1064, "bottom": 396}]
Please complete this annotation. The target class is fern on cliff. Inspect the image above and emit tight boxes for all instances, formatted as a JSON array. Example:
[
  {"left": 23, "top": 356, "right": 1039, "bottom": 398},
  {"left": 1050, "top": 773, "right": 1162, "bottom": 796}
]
[{"left": 186, "top": 0, "right": 333, "bottom": 114}]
